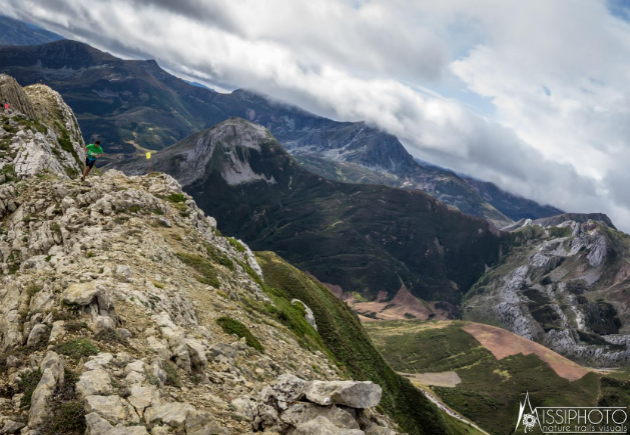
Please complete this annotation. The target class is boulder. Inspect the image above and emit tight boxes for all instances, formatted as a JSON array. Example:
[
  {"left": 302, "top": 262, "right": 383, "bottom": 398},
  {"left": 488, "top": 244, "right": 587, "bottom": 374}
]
[
  {"left": 83, "top": 352, "right": 114, "bottom": 371},
  {"left": 28, "top": 351, "right": 64, "bottom": 426},
  {"left": 292, "top": 416, "right": 365, "bottom": 435},
  {"left": 76, "top": 369, "right": 113, "bottom": 398},
  {"left": 208, "top": 342, "right": 238, "bottom": 360},
  {"left": 26, "top": 324, "right": 48, "bottom": 347},
  {"left": 61, "top": 282, "right": 100, "bottom": 305},
  {"left": 0, "top": 420, "right": 25, "bottom": 434},
  {"left": 291, "top": 299, "right": 318, "bottom": 331},
  {"left": 185, "top": 410, "right": 228, "bottom": 435},
  {"left": 85, "top": 412, "right": 114, "bottom": 435},
  {"left": 304, "top": 381, "right": 382, "bottom": 409},
  {"left": 145, "top": 402, "right": 195, "bottom": 429},
  {"left": 282, "top": 403, "right": 360, "bottom": 430},
  {"left": 365, "top": 425, "right": 397, "bottom": 435},
  {"left": 85, "top": 395, "right": 129, "bottom": 424},
  {"left": 48, "top": 320, "right": 66, "bottom": 343},
  {"left": 127, "top": 385, "right": 160, "bottom": 413},
  {"left": 260, "top": 374, "right": 307, "bottom": 410}
]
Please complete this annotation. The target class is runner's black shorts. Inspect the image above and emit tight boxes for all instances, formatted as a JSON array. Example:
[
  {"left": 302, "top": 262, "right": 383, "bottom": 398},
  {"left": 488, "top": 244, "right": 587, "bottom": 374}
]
[{"left": 85, "top": 157, "right": 96, "bottom": 168}]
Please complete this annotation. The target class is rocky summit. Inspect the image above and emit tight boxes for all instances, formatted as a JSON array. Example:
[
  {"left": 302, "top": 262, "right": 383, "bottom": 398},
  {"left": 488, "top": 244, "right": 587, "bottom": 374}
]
[{"left": 0, "top": 76, "right": 400, "bottom": 435}]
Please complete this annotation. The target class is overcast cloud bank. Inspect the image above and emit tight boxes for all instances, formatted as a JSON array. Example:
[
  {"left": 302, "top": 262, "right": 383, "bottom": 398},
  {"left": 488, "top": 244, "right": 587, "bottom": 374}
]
[{"left": 3, "top": 0, "right": 630, "bottom": 229}]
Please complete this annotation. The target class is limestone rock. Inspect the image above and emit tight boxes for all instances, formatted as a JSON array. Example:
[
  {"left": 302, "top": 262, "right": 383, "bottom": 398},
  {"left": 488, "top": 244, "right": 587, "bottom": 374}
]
[
  {"left": 0, "top": 420, "right": 25, "bottom": 434},
  {"left": 26, "top": 323, "right": 48, "bottom": 347},
  {"left": 77, "top": 369, "right": 113, "bottom": 398},
  {"left": 85, "top": 395, "right": 129, "bottom": 424},
  {"left": 304, "top": 381, "right": 382, "bottom": 409},
  {"left": 127, "top": 385, "right": 160, "bottom": 413},
  {"left": 260, "top": 374, "right": 307, "bottom": 410},
  {"left": 0, "top": 74, "right": 36, "bottom": 119},
  {"left": 145, "top": 402, "right": 195, "bottom": 429},
  {"left": 61, "top": 282, "right": 100, "bottom": 305},
  {"left": 185, "top": 410, "right": 228, "bottom": 435},
  {"left": 28, "top": 351, "right": 64, "bottom": 426},
  {"left": 292, "top": 416, "right": 365, "bottom": 435},
  {"left": 282, "top": 403, "right": 360, "bottom": 430},
  {"left": 291, "top": 299, "right": 317, "bottom": 331}
]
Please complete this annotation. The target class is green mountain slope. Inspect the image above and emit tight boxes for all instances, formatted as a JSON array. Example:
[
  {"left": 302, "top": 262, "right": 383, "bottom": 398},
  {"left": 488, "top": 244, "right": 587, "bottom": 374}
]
[
  {"left": 365, "top": 320, "right": 630, "bottom": 435},
  {"left": 256, "top": 251, "right": 457, "bottom": 435},
  {"left": 113, "top": 117, "right": 502, "bottom": 305}
]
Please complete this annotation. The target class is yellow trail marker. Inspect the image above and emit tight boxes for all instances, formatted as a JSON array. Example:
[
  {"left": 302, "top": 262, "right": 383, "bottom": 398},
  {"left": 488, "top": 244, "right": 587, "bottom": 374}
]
[{"left": 146, "top": 152, "right": 151, "bottom": 159}]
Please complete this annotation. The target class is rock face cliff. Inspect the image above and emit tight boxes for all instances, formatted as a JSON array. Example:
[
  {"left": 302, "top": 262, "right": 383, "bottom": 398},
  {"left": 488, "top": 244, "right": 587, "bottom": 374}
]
[
  {"left": 465, "top": 215, "right": 630, "bottom": 367},
  {"left": 0, "top": 77, "right": 403, "bottom": 435}
]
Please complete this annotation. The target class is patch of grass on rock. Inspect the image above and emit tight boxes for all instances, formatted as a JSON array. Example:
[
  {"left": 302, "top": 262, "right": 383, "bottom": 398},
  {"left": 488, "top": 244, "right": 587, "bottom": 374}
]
[
  {"left": 175, "top": 252, "right": 220, "bottom": 287},
  {"left": 56, "top": 339, "right": 98, "bottom": 360},
  {"left": 216, "top": 316, "right": 264, "bottom": 353}
]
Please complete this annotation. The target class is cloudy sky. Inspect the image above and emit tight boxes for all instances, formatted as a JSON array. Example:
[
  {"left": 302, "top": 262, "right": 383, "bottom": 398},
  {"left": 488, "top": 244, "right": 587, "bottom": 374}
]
[{"left": 3, "top": 0, "right": 630, "bottom": 229}]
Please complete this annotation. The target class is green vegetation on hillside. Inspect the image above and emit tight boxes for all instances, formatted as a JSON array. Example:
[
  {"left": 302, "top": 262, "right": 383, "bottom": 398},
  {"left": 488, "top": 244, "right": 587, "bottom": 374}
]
[
  {"left": 256, "top": 251, "right": 456, "bottom": 435},
  {"left": 364, "top": 320, "right": 630, "bottom": 435}
]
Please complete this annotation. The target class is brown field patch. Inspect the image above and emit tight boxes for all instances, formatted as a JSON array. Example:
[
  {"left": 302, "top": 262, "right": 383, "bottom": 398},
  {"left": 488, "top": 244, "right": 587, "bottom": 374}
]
[{"left": 462, "top": 323, "right": 589, "bottom": 381}]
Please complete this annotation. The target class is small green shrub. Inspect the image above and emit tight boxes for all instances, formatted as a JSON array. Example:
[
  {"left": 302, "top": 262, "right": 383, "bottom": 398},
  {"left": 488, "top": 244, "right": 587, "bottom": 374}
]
[
  {"left": 57, "top": 339, "right": 99, "bottom": 360},
  {"left": 167, "top": 192, "right": 186, "bottom": 203},
  {"left": 226, "top": 237, "right": 246, "bottom": 253},
  {"left": 64, "top": 321, "right": 88, "bottom": 333},
  {"left": 94, "top": 329, "right": 128, "bottom": 346},
  {"left": 548, "top": 226, "right": 572, "bottom": 238},
  {"left": 205, "top": 243, "right": 234, "bottom": 271},
  {"left": 175, "top": 252, "right": 220, "bottom": 287},
  {"left": 216, "top": 316, "right": 264, "bottom": 353},
  {"left": 163, "top": 361, "right": 181, "bottom": 388},
  {"left": 41, "top": 369, "right": 85, "bottom": 435},
  {"left": 47, "top": 401, "right": 85, "bottom": 434},
  {"left": 18, "top": 369, "right": 42, "bottom": 408}
]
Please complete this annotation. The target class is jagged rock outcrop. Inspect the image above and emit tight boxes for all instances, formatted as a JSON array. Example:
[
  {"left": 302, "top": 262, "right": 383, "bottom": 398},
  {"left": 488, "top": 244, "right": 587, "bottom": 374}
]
[
  {"left": 466, "top": 216, "right": 630, "bottom": 367},
  {"left": 0, "top": 74, "right": 36, "bottom": 120},
  {"left": 231, "top": 374, "right": 391, "bottom": 434},
  {"left": 0, "top": 78, "right": 84, "bottom": 182}
]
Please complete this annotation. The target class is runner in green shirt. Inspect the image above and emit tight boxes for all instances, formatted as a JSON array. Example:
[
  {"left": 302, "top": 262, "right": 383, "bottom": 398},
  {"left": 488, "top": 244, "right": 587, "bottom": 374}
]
[{"left": 82, "top": 140, "right": 104, "bottom": 181}]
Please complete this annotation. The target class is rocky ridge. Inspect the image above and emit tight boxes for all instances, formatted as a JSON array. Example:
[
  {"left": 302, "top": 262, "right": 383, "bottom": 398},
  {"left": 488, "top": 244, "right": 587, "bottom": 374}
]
[
  {"left": 0, "top": 74, "right": 84, "bottom": 182},
  {"left": 0, "top": 168, "right": 397, "bottom": 435},
  {"left": 465, "top": 214, "right": 630, "bottom": 367},
  {"left": 0, "top": 76, "right": 398, "bottom": 434}
]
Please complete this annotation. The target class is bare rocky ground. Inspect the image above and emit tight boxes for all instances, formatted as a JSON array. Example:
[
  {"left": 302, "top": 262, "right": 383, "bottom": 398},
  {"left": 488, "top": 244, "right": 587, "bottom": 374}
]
[{"left": 0, "top": 76, "right": 399, "bottom": 435}]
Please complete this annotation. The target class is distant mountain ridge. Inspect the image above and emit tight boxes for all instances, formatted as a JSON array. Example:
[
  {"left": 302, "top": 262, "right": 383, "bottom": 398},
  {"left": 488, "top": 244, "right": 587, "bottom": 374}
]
[
  {"left": 0, "top": 15, "right": 64, "bottom": 46},
  {"left": 0, "top": 37, "right": 560, "bottom": 225}
]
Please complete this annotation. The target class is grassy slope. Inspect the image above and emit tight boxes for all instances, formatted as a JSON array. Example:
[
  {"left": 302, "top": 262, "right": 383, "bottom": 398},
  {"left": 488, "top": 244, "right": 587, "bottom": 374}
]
[
  {"left": 364, "top": 320, "right": 630, "bottom": 435},
  {"left": 256, "top": 251, "right": 458, "bottom": 435}
]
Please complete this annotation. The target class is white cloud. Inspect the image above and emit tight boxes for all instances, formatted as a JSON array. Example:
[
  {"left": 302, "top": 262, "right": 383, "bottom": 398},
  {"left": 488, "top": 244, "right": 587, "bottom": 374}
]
[{"left": 4, "top": 0, "right": 630, "bottom": 230}]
